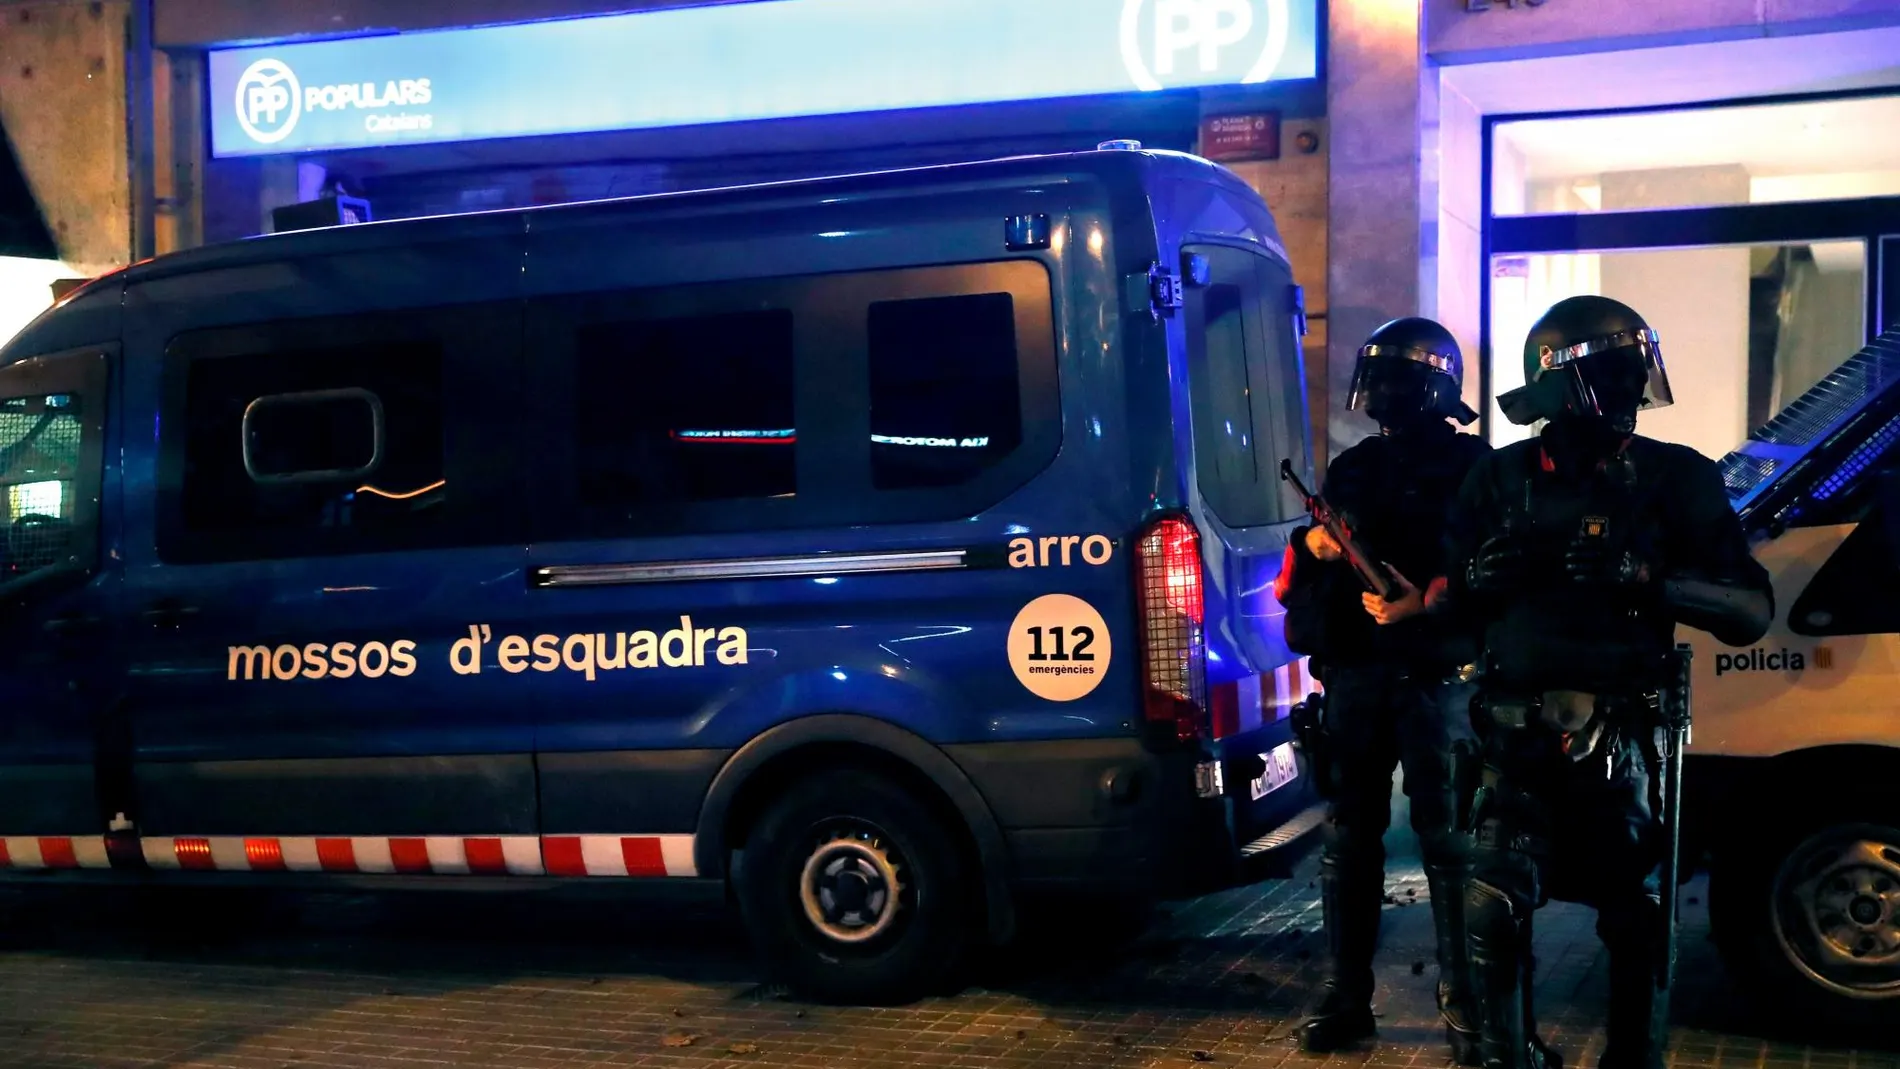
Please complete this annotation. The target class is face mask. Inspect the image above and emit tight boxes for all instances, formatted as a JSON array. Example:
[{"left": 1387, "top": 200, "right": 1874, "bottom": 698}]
[
  {"left": 1353, "top": 357, "right": 1439, "bottom": 424},
  {"left": 1569, "top": 352, "right": 1649, "bottom": 430},
  {"left": 1545, "top": 414, "right": 1628, "bottom": 463}
]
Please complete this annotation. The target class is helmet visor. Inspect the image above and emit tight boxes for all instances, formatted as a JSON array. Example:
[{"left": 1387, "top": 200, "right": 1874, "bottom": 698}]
[
  {"left": 1539, "top": 328, "right": 1672, "bottom": 419},
  {"left": 1346, "top": 345, "right": 1451, "bottom": 417}
]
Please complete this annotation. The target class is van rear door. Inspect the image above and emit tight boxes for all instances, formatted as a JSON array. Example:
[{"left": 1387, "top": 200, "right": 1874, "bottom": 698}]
[{"left": 1180, "top": 242, "right": 1322, "bottom": 867}]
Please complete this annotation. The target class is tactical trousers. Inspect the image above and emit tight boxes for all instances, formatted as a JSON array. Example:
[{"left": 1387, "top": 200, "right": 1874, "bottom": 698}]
[
  {"left": 1464, "top": 723, "right": 1664, "bottom": 1069},
  {"left": 1315, "top": 667, "right": 1478, "bottom": 1043}
]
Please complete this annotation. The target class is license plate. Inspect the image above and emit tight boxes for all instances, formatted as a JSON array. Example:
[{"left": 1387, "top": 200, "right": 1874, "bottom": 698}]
[{"left": 1251, "top": 742, "right": 1299, "bottom": 801}]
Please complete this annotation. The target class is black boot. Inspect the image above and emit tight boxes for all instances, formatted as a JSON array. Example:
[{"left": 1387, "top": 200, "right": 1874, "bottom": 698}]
[
  {"left": 1598, "top": 904, "right": 1665, "bottom": 1069},
  {"left": 1466, "top": 880, "right": 1562, "bottom": 1069},
  {"left": 1301, "top": 861, "right": 1381, "bottom": 1052},
  {"left": 1427, "top": 864, "right": 1482, "bottom": 1067}
]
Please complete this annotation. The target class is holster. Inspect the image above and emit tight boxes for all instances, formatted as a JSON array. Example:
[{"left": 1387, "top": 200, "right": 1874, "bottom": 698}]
[
  {"left": 1450, "top": 738, "right": 1482, "bottom": 832},
  {"left": 1289, "top": 692, "right": 1336, "bottom": 801}
]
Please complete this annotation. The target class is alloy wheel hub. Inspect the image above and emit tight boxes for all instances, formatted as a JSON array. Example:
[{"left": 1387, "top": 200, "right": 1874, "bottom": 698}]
[
  {"left": 1774, "top": 831, "right": 1900, "bottom": 999},
  {"left": 798, "top": 828, "right": 904, "bottom": 945}
]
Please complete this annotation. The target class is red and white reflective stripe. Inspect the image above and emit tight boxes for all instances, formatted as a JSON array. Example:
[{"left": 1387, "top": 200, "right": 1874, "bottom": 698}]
[
  {"left": 0, "top": 836, "right": 111, "bottom": 870},
  {"left": 1267, "top": 657, "right": 1317, "bottom": 721},
  {"left": 541, "top": 835, "right": 697, "bottom": 878},
  {"left": 141, "top": 836, "right": 545, "bottom": 875},
  {"left": 131, "top": 834, "right": 693, "bottom": 876}
]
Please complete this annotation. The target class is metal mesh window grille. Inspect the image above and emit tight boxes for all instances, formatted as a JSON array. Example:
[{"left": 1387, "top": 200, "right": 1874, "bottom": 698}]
[
  {"left": 1137, "top": 518, "right": 1205, "bottom": 707},
  {"left": 1717, "top": 330, "right": 1900, "bottom": 511},
  {"left": 1, "top": 398, "right": 83, "bottom": 578},
  {"left": 1753, "top": 334, "right": 1900, "bottom": 448}
]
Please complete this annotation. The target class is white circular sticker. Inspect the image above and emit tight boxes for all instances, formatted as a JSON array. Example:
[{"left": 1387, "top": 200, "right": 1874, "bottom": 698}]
[{"left": 1008, "top": 594, "right": 1113, "bottom": 702}]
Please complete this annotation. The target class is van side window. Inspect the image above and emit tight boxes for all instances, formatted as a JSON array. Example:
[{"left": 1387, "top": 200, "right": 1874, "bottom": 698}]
[
  {"left": 1184, "top": 245, "right": 1309, "bottom": 528},
  {"left": 576, "top": 310, "right": 796, "bottom": 510},
  {"left": 528, "top": 259, "right": 1057, "bottom": 540},
  {"left": 1788, "top": 469, "right": 1900, "bottom": 636},
  {"left": 170, "top": 345, "right": 448, "bottom": 559},
  {"left": 868, "top": 293, "right": 1023, "bottom": 490}
]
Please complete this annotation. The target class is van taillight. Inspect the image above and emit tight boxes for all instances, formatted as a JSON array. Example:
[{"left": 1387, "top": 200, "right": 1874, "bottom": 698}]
[
  {"left": 1209, "top": 682, "right": 1240, "bottom": 741},
  {"left": 1136, "top": 516, "right": 1206, "bottom": 742}
]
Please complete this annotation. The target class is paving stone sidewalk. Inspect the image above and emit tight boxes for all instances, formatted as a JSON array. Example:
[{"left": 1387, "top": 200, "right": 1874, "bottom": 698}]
[{"left": 0, "top": 862, "right": 1885, "bottom": 1069}]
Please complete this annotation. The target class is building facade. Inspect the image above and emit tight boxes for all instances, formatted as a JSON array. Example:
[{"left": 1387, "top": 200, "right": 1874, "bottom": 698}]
[{"left": 3, "top": 0, "right": 1900, "bottom": 457}]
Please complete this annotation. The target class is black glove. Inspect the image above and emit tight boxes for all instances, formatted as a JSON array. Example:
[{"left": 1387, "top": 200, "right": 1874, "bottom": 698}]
[
  {"left": 1464, "top": 533, "right": 1527, "bottom": 594},
  {"left": 1564, "top": 535, "right": 1651, "bottom": 587}
]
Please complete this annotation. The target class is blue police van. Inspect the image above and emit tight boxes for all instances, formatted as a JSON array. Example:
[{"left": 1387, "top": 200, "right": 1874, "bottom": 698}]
[{"left": 0, "top": 145, "right": 1322, "bottom": 1002}]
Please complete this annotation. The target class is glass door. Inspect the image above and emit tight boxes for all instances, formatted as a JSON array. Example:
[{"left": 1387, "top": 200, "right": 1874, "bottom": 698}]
[
  {"left": 1482, "top": 90, "right": 1900, "bottom": 457},
  {"left": 1487, "top": 238, "right": 1889, "bottom": 459}
]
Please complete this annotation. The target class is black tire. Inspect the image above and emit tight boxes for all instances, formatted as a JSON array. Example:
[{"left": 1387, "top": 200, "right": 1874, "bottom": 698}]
[
  {"left": 734, "top": 767, "right": 975, "bottom": 1005},
  {"left": 1711, "top": 802, "right": 1900, "bottom": 1031}
]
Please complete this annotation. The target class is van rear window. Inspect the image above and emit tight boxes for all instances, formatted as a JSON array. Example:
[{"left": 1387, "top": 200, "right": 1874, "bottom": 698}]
[
  {"left": 575, "top": 310, "right": 797, "bottom": 509},
  {"left": 1185, "top": 245, "right": 1308, "bottom": 529},
  {"left": 1193, "top": 282, "right": 1262, "bottom": 490}
]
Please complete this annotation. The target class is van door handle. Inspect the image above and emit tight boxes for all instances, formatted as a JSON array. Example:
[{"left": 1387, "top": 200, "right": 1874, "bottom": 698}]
[{"left": 142, "top": 602, "right": 200, "bottom": 630}]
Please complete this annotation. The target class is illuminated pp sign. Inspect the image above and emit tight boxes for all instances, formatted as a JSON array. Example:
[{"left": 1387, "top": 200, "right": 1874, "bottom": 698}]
[{"left": 207, "top": 0, "right": 1318, "bottom": 157}]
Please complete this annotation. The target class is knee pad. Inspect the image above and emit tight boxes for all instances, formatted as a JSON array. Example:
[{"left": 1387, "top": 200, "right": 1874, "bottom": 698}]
[{"left": 1464, "top": 878, "right": 1520, "bottom": 941}]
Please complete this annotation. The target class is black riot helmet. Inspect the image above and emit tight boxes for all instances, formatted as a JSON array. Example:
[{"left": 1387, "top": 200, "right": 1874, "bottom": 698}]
[
  {"left": 1346, "top": 317, "right": 1480, "bottom": 429},
  {"left": 1498, "top": 296, "right": 1673, "bottom": 432}
]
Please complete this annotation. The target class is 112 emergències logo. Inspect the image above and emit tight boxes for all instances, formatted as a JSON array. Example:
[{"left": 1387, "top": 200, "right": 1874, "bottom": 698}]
[{"left": 234, "top": 57, "right": 435, "bottom": 145}]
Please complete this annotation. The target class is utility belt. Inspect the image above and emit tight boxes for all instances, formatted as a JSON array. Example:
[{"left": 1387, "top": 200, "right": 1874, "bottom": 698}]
[
  {"left": 1469, "top": 686, "right": 1659, "bottom": 763},
  {"left": 1314, "top": 657, "right": 1477, "bottom": 687},
  {"left": 1453, "top": 677, "right": 1671, "bottom": 853},
  {"left": 1290, "top": 661, "right": 1478, "bottom": 801}
]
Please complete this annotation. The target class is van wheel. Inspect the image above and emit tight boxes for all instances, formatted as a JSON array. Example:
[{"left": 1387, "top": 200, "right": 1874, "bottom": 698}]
[
  {"left": 1713, "top": 807, "right": 1900, "bottom": 1027},
  {"left": 734, "top": 768, "right": 973, "bottom": 1005}
]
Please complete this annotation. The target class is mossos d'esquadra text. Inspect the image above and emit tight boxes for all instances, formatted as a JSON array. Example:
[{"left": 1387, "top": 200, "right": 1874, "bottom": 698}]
[{"left": 228, "top": 617, "right": 750, "bottom": 682}]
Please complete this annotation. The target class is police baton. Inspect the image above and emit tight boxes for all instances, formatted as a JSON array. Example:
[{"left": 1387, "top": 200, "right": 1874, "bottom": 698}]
[{"left": 1653, "top": 645, "right": 1692, "bottom": 1043}]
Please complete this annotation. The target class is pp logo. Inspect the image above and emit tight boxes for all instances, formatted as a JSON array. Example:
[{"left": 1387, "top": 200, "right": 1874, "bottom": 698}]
[
  {"left": 1120, "top": 0, "right": 1291, "bottom": 91},
  {"left": 234, "top": 58, "right": 302, "bottom": 145}
]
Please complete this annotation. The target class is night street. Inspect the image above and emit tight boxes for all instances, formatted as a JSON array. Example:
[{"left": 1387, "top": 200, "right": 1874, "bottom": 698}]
[
  {"left": 0, "top": 860, "right": 1880, "bottom": 1069},
  {"left": 7, "top": 1, "right": 1900, "bottom": 1065}
]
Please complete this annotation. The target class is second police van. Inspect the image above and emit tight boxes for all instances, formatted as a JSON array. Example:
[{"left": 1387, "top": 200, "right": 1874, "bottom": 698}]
[
  {"left": 1685, "top": 325, "right": 1900, "bottom": 1025},
  {"left": 0, "top": 145, "right": 1324, "bottom": 1002}
]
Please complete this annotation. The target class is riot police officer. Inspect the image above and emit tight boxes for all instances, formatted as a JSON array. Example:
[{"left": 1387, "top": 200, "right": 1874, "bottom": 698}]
[
  {"left": 1279, "top": 318, "right": 1490, "bottom": 1060},
  {"left": 1436, "top": 296, "right": 1773, "bottom": 1069}
]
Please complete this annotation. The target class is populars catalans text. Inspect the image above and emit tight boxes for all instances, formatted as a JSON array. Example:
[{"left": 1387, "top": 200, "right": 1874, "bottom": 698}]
[{"left": 228, "top": 618, "right": 749, "bottom": 682}]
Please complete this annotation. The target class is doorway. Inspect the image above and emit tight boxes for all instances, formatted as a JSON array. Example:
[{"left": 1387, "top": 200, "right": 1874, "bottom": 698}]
[{"left": 1482, "top": 91, "right": 1900, "bottom": 457}]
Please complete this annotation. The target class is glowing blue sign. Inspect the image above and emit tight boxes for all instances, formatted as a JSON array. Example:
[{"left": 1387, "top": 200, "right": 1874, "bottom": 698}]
[{"left": 207, "top": 0, "right": 1319, "bottom": 157}]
